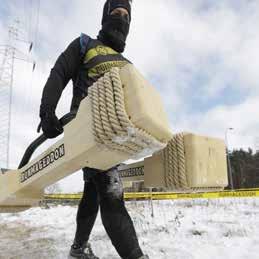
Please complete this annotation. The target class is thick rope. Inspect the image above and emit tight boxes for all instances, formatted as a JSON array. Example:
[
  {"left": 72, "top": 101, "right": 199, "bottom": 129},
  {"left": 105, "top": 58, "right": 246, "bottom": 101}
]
[
  {"left": 88, "top": 67, "right": 166, "bottom": 158},
  {"left": 176, "top": 133, "right": 188, "bottom": 188},
  {"left": 163, "top": 133, "right": 189, "bottom": 190},
  {"left": 163, "top": 133, "right": 224, "bottom": 192}
]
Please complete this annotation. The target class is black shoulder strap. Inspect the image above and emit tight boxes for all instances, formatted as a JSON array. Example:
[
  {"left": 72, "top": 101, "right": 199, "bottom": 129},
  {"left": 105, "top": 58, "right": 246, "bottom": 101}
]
[{"left": 79, "top": 33, "right": 90, "bottom": 59}]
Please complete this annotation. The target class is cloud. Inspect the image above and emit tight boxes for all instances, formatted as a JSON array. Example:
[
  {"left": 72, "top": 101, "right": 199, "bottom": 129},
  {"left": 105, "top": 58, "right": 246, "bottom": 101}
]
[
  {"left": 174, "top": 95, "right": 259, "bottom": 151},
  {"left": 1, "top": 0, "right": 259, "bottom": 192}
]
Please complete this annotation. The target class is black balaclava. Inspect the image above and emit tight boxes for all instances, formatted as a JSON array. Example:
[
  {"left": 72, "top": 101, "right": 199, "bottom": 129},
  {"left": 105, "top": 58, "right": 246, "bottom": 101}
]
[{"left": 98, "top": 0, "right": 132, "bottom": 53}]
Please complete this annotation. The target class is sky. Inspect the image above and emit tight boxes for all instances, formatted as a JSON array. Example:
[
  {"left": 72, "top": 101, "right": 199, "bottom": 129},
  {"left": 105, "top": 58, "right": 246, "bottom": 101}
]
[{"left": 0, "top": 0, "right": 259, "bottom": 192}]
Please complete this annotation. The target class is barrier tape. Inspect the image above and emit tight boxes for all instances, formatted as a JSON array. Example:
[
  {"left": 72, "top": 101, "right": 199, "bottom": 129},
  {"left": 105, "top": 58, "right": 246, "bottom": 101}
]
[{"left": 44, "top": 189, "right": 259, "bottom": 201}]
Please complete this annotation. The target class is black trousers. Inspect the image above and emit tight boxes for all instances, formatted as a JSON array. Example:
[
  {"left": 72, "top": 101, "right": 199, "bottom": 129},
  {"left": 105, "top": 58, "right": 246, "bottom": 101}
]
[{"left": 74, "top": 167, "right": 143, "bottom": 259}]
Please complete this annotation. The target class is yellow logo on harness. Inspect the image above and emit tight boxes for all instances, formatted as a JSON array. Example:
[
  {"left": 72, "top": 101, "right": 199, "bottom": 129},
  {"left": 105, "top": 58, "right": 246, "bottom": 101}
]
[{"left": 84, "top": 45, "right": 118, "bottom": 64}]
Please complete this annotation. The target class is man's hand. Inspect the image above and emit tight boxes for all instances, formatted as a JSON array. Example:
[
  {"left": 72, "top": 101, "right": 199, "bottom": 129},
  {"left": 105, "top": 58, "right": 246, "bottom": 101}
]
[{"left": 40, "top": 112, "right": 64, "bottom": 139}]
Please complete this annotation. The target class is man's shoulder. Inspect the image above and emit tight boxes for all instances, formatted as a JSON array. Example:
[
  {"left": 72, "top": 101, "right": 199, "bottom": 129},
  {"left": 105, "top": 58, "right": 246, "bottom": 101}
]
[
  {"left": 78, "top": 34, "right": 132, "bottom": 62},
  {"left": 68, "top": 34, "right": 93, "bottom": 48},
  {"left": 79, "top": 34, "right": 102, "bottom": 49}
]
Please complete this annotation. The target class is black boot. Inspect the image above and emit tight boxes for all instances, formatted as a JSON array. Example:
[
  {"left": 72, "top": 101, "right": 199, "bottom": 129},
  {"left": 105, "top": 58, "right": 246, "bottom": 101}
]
[{"left": 70, "top": 242, "right": 99, "bottom": 259}]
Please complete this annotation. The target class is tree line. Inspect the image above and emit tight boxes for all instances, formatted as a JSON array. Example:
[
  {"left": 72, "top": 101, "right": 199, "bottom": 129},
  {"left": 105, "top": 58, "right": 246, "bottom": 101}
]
[{"left": 228, "top": 148, "right": 259, "bottom": 189}]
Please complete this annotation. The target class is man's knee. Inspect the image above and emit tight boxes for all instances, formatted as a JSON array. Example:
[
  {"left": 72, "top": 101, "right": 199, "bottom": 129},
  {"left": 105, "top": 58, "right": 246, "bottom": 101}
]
[
  {"left": 105, "top": 167, "right": 124, "bottom": 199},
  {"left": 96, "top": 167, "right": 124, "bottom": 200}
]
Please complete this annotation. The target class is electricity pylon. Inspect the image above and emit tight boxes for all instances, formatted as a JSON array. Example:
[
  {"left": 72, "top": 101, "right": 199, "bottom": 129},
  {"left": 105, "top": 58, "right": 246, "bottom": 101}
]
[{"left": 0, "top": 20, "right": 34, "bottom": 169}]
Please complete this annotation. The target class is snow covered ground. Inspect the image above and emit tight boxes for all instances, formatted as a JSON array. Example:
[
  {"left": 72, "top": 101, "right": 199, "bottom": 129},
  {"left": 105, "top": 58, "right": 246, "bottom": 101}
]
[{"left": 0, "top": 198, "right": 259, "bottom": 259}]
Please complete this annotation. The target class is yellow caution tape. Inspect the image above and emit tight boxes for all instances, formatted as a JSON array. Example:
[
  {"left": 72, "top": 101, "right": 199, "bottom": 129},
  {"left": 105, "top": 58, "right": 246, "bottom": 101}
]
[{"left": 44, "top": 189, "right": 259, "bottom": 201}]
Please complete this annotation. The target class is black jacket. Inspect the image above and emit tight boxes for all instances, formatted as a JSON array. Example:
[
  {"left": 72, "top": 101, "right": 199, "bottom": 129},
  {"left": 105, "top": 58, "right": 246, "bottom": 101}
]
[
  {"left": 40, "top": 38, "right": 82, "bottom": 113},
  {"left": 40, "top": 36, "right": 130, "bottom": 114}
]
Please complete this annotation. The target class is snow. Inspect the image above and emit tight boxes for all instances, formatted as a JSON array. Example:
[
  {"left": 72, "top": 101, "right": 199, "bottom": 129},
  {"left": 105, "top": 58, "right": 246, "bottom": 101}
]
[
  {"left": 0, "top": 198, "right": 259, "bottom": 259},
  {"left": 112, "top": 126, "right": 167, "bottom": 160}
]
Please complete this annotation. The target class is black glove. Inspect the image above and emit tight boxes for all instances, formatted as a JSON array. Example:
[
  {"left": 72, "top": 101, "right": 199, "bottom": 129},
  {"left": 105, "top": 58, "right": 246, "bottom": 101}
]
[{"left": 39, "top": 105, "right": 63, "bottom": 138}]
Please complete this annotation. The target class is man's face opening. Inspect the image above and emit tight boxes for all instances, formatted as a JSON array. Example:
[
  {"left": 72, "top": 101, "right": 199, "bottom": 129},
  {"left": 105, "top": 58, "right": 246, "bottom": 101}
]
[
  {"left": 110, "top": 7, "right": 130, "bottom": 24},
  {"left": 99, "top": 3, "right": 131, "bottom": 53}
]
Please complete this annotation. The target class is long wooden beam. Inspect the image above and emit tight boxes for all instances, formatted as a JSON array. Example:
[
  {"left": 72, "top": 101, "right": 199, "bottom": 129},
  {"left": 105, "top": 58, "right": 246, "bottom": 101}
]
[
  {"left": 0, "top": 65, "right": 172, "bottom": 213},
  {"left": 119, "top": 133, "right": 229, "bottom": 191}
]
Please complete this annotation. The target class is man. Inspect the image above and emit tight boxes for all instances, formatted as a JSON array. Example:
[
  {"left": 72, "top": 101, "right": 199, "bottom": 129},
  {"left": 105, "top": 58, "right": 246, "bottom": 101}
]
[{"left": 39, "top": 1, "right": 148, "bottom": 258}]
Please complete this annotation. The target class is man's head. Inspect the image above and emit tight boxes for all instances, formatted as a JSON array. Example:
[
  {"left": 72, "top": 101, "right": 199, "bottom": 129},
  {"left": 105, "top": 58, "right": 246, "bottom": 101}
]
[{"left": 98, "top": 0, "right": 132, "bottom": 53}]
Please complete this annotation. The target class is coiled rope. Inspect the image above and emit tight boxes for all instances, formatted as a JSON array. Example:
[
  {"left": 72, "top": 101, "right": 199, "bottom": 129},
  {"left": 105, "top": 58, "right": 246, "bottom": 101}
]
[
  {"left": 88, "top": 67, "right": 166, "bottom": 158},
  {"left": 163, "top": 133, "right": 189, "bottom": 190},
  {"left": 163, "top": 133, "right": 224, "bottom": 191}
]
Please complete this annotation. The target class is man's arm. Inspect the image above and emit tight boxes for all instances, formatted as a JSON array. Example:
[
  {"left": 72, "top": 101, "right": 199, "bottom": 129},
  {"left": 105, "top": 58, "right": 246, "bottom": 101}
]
[
  {"left": 39, "top": 37, "right": 82, "bottom": 138},
  {"left": 40, "top": 37, "right": 81, "bottom": 114}
]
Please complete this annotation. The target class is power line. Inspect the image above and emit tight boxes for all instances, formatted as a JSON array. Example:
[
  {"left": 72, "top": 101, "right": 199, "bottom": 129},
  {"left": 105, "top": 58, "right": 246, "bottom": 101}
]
[
  {"left": 34, "top": 0, "right": 41, "bottom": 51},
  {"left": 28, "top": 0, "right": 33, "bottom": 42},
  {"left": 20, "top": 0, "right": 41, "bottom": 130}
]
